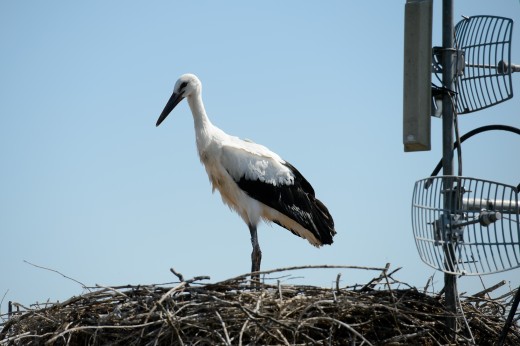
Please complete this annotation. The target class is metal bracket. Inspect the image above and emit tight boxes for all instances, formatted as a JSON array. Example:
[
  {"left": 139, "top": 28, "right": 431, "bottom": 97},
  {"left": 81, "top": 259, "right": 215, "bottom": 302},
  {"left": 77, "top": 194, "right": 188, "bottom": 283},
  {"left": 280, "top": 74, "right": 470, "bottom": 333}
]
[
  {"left": 433, "top": 213, "right": 465, "bottom": 245},
  {"left": 432, "top": 47, "right": 465, "bottom": 76}
]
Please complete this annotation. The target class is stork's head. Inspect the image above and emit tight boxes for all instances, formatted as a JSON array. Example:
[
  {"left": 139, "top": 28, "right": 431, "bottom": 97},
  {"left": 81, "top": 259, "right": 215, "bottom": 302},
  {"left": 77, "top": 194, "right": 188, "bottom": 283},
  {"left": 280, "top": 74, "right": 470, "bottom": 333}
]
[{"left": 156, "top": 73, "right": 201, "bottom": 127}]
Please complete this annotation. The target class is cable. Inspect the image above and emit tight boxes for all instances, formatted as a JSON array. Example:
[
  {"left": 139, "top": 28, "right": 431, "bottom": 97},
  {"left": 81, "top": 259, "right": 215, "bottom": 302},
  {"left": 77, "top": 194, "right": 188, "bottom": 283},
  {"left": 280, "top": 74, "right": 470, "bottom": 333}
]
[
  {"left": 456, "top": 291, "right": 476, "bottom": 344},
  {"left": 450, "top": 93, "right": 462, "bottom": 177},
  {"left": 426, "top": 125, "right": 520, "bottom": 190},
  {"left": 452, "top": 33, "right": 463, "bottom": 178}
]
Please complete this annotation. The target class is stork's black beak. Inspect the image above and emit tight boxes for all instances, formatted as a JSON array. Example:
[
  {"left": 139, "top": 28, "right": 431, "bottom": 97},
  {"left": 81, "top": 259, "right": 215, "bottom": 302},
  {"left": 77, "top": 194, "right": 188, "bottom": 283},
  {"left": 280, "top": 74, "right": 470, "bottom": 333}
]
[{"left": 156, "top": 92, "right": 184, "bottom": 127}]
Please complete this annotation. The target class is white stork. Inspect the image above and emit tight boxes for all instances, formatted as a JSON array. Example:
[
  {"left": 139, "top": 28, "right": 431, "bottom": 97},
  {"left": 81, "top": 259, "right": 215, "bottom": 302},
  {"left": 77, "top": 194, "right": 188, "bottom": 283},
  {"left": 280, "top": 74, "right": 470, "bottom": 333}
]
[{"left": 156, "top": 73, "right": 336, "bottom": 277}]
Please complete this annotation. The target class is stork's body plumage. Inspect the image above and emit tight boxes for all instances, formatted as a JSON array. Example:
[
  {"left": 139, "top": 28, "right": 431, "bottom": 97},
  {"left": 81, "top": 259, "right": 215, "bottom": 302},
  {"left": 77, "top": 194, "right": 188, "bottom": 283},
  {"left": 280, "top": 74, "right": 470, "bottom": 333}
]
[{"left": 156, "top": 74, "right": 336, "bottom": 276}]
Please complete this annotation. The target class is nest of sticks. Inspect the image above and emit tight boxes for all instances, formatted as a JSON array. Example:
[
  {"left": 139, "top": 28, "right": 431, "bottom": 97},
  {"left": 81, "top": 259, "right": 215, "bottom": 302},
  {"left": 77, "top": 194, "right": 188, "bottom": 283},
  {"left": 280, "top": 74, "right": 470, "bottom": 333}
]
[{"left": 1, "top": 265, "right": 519, "bottom": 345}]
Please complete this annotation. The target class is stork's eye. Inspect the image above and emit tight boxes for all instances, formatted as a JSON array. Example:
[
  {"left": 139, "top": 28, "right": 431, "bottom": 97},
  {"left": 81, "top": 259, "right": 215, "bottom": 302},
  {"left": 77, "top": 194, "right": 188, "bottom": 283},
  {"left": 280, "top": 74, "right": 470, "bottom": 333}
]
[{"left": 179, "top": 81, "right": 188, "bottom": 91}]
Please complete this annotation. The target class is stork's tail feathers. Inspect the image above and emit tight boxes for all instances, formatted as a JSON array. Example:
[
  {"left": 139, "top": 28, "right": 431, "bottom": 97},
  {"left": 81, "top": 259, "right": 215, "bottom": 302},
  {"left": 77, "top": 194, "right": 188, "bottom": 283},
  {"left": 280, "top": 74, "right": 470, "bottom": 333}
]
[
  {"left": 279, "top": 195, "right": 336, "bottom": 247},
  {"left": 311, "top": 197, "right": 336, "bottom": 245}
]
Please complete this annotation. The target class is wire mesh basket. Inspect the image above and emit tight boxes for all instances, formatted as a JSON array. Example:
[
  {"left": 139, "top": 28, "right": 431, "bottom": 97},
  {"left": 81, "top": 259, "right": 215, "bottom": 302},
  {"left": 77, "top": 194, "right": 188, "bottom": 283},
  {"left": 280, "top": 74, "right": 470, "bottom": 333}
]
[
  {"left": 454, "top": 15, "right": 514, "bottom": 114},
  {"left": 412, "top": 176, "right": 520, "bottom": 275}
]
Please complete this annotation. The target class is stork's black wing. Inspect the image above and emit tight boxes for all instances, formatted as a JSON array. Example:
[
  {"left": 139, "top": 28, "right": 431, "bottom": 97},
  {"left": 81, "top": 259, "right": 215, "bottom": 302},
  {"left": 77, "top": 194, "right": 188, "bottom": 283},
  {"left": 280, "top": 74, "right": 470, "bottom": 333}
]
[{"left": 235, "top": 161, "right": 336, "bottom": 245}]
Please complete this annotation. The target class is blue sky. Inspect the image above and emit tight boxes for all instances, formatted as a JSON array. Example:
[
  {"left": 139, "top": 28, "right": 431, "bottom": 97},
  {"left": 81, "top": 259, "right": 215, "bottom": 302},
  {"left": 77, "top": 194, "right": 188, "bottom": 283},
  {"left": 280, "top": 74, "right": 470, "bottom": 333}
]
[{"left": 1, "top": 1, "right": 520, "bottom": 310}]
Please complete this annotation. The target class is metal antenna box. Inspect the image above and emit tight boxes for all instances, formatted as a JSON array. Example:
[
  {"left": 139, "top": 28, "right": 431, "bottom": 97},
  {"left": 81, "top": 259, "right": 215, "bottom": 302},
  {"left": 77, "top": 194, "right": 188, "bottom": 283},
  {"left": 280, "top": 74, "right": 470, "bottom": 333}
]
[{"left": 403, "top": 0, "right": 433, "bottom": 152}]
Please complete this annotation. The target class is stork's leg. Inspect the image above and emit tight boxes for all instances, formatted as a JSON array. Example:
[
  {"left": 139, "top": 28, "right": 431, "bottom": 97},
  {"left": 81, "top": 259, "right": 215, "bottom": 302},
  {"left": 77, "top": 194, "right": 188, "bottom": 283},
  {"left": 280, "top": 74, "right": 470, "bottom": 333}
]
[{"left": 248, "top": 224, "right": 262, "bottom": 282}]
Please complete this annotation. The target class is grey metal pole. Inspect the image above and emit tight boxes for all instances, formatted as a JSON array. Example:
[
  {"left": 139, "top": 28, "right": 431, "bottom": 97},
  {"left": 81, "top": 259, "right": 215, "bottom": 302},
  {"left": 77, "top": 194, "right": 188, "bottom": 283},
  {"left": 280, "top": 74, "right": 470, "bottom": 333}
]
[{"left": 441, "top": 0, "right": 458, "bottom": 340}]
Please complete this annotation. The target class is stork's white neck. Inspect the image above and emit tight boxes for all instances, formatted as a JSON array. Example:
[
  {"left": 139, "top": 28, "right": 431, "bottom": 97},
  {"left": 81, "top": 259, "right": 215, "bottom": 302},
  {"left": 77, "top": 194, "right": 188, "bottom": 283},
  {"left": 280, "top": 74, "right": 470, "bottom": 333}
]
[{"left": 186, "top": 92, "right": 214, "bottom": 154}]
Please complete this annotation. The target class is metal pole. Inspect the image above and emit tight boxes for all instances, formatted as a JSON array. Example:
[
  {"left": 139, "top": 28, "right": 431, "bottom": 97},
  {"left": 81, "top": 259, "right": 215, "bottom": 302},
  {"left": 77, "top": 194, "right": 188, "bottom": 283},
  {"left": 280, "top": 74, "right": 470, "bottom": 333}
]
[
  {"left": 497, "top": 284, "right": 520, "bottom": 345},
  {"left": 441, "top": 0, "right": 458, "bottom": 340}
]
